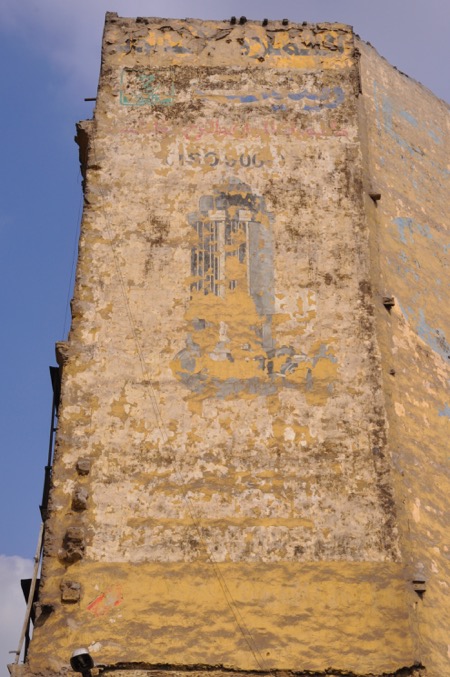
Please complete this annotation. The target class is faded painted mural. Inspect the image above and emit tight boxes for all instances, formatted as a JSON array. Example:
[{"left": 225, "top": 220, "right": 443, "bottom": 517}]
[
  {"left": 172, "top": 181, "right": 337, "bottom": 399},
  {"left": 21, "top": 16, "right": 448, "bottom": 677}
]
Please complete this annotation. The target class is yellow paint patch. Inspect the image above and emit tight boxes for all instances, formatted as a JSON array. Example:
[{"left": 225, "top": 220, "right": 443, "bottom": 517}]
[{"left": 28, "top": 562, "right": 415, "bottom": 675}]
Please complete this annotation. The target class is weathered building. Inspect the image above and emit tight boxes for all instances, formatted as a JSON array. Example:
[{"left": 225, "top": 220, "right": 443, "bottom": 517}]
[{"left": 10, "top": 13, "right": 449, "bottom": 677}]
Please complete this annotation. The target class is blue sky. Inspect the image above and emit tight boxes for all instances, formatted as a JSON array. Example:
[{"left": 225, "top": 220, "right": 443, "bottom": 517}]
[{"left": 0, "top": 0, "right": 448, "bottom": 671}]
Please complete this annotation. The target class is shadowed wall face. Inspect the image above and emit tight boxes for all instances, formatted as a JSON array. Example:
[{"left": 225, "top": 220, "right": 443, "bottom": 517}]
[{"left": 20, "top": 15, "right": 448, "bottom": 677}]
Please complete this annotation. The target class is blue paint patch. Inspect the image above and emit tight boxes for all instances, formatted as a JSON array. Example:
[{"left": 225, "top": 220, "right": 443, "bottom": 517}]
[
  {"left": 288, "top": 86, "right": 345, "bottom": 109},
  {"left": 262, "top": 91, "right": 282, "bottom": 100},
  {"left": 312, "top": 344, "right": 338, "bottom": 367},
  {"left": 226, "top": 94, "right": 259, "bottom": 103},
  {"left": 169, "top": 46, "right": 191, "bottom": 54},
  {"left": 399, "top": 304, "right": 450, "bottom": 361},
  {"left": 397, "top": 300, "right": 408, "bottom": 319},
  {"left": 438, "top": 404, "right": 450, "bottom": 418},
  {"left": 429, "top": 157, "right": 450, "bottom": 178},
  {"left": 288, "top": 92, "right": 315, "bottom": 101},
  {"left": 417, "top": 310, "right": 450, "bottom": 361},
  {"left": 416, "top": 222, "right": 432, "bottom": 239},
  {"left": 199, "top": 86, "right": 345, "bottom": 110},
  {"left": 394, "top": 217, "right": 414, "bottom": 244},
  {"left": 380, "top": 92, "right": 424, "bottom": 156},
  {"left": 373, "top": 82, "right": 382, "bottom": 135},
  {"left": 400, "top": 110, "right": 418, "bottom": 127},
  {"left": 373, "top": 80, "right": 450, "bottom": 188},
  {"left": 394, "top": 217, "right": 433, "bottom": 244},
  {"left": 382, "top": 95, "right": 394, "bottom": 133},
  {"left": 427, "top": 128, "right": 442, "bottom": 144}
]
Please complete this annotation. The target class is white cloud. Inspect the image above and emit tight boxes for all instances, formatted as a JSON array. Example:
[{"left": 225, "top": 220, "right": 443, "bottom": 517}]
[{"left": 0, "top": 556, "right": 33, "bottom": 676}]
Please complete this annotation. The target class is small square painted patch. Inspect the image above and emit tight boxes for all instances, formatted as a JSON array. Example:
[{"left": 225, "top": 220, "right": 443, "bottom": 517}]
[{"left": 120, "top": 68, "right": 175, "bottom": 106}]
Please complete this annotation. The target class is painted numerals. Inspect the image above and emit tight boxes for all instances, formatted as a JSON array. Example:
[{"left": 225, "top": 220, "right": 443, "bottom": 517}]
[
  {"left": 178, "top": 151, "right": 264, "bottom": 168},
  {"left": 170, "top": 149, "right": 281, "bottom": 169}
]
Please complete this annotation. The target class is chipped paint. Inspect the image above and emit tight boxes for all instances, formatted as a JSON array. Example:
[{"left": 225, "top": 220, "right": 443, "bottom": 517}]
[
  {"left": 20, "top": 15, "right": 448, "bottom": 677},
  {"left": 87, "top": 585, "right": 123, "bottom": 616},
  {"left": 195, "top": 85, "right": 345, "bottom": 110}
]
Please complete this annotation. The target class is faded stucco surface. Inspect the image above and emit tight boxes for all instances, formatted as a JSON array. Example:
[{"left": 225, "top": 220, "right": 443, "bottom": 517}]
[
  {"left": 358, "top": 40, "right": 450, "bottom": 677},
  {"left": 18, "top": 14, "right": 448, "bottom": 677}
]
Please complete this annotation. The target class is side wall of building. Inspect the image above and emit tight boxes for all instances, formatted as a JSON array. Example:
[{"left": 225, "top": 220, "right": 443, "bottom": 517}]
[{"left": 359, "top": 40, "right": 450, "bottom": 677}]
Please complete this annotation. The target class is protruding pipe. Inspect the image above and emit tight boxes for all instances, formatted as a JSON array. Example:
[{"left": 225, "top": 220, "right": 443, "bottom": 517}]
[
  {"left": 382, "top": 296, "right": 395, "bottom": 311},
  {"left": 369, "top": 190, "right": 381, "bottom": 202}
]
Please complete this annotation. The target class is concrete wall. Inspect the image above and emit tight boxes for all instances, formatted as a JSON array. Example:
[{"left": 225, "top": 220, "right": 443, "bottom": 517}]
[
  {"left": 18, "top": 14, "right": 449, "bottom": 677},
  {"left": 359, "top": 40, "right": 450, "bottom": 677}
]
